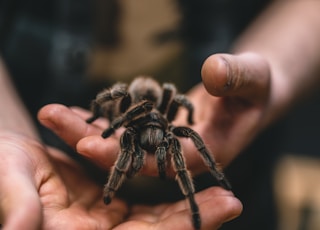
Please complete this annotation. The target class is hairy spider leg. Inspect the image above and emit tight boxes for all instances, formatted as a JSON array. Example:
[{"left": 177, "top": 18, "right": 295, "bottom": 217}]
[
  {"left": 103, "top": 129, "right": 134, "bottom": 204},
  {"left": 158, "top": 83, "right": 176, "bottom": 114},
  {"left": 86, "top": 100, "right": 104, "bottom": 123},
  {"left": 166, "top": 94, "right": 194, "bottom": 125},
  {"left": 169, "top": 136, "right": 201, "bottom": 230},
  {"left": 101, "top": 100, "right": 153, "bottom": 138},
  {"left": 172, "top": 126, "right": 232, "bottom": 190},
  {"left": 126, "top": 128, "right": 145, "bottom": 178},
  {"left": 86, "top": 83, "right": 130, "bottom": 123},
  {"left": 155, "top": 136, "right": 170, "bottom": 179}
]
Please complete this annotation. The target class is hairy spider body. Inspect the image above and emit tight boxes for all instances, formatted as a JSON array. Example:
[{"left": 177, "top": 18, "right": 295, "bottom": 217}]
[{"left": 86, "top": 77, "right": 231, "bottom": 230}]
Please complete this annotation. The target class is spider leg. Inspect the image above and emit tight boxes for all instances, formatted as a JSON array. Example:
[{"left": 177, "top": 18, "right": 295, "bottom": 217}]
[
  {"left": 126, "top": 128, "right": 145, "bottom": 178},
  {"left": 172, "top": 126, "right": 232, "bottom": 190},
  {"left": 101, "top": 100, "right": 153, "bottom": 138},
  {"left": 167, "top": 94, "right": 194, "bottom": 125},
  {"left": 169, "top": 135, "right": 201, "bottom": 230},
  {"left": 103, "top": 129, "right": 134, "bottom": 204},
  {"left": 158, "top": 83, "right": 176, "bottom": 114},
  {"left": 86, "top": 100, "right": 103, "bottom": 123},
  {"left": 155, "top": 136, "right": 170, "bottom": 179},
  {"left": 86, "top": 83, "right": 130, "bottom": 123}
]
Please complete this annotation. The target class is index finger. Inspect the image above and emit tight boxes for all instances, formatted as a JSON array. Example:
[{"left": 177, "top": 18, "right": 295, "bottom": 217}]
[{"left": 37, "top": 104, "right": 103, "bottom": 148}]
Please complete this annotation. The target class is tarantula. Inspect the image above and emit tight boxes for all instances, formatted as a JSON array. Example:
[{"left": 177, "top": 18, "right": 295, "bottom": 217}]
[{"left": 86, "top": 76, "right": 231, "bottom": 230}]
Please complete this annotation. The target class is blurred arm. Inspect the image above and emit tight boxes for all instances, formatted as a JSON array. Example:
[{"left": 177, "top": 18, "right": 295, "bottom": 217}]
[
  {"left": 233, "top": 0, "right": 320, "bottom": 126},
  {"left": 0, "top": 57, "right": 39, "bottom": 139}
]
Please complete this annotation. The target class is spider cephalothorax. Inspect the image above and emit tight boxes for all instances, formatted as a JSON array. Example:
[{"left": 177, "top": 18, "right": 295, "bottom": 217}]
[{"left": 86, "top": 76, "right": 231, "bottom": 230}]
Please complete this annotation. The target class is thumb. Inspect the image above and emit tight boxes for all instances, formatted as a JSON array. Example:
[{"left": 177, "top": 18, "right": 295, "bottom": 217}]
[
  {"left": 201, "top": 52, "right": 270, "bottom": 101},
  {"left": 0, "top": 144, "right": 42, "bottom": 229},
  {"left": 0, "top": 175, "right": 42, "bottom": 230}
]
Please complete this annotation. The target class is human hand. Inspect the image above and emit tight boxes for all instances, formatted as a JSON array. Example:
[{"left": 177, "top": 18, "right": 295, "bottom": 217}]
[
  {"left": 0, "top": 131, "right": 127, "bottom": 229},
  {"left": 36, "top": 104, "right": 242, "bottom": 229},
  {"left": 182, "top": 52, "right": 272, "bottom": 171}
]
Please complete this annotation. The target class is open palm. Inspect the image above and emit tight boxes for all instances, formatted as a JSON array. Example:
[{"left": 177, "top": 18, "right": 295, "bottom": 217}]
[
  {"left": 0, "top": 131, "right": 240, "bottom": 230},
  {"left": 0, "top": 101, "right": 242, "bottom": 229}
]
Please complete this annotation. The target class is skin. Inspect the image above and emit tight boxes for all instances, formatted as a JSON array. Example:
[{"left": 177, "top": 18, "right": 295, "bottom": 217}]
[
  {"left": 0, "top": 125, "right": 241, "bottom": 230},
  {"left": 1, "top": 0, "right": 320, "bottom": 229}
]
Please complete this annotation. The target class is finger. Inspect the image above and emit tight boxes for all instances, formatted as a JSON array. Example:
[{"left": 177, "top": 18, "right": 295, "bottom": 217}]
[
  {"left": 201, "top": 52, "right": 270, "bottom": 101},
  {"left": 38, "top": 104, "right": 102, "bottom": 148},
  {"left": 76, "top": 135, "right": 120, "bottom": 169},
  {"left": 125, "top": 187, "right": 242, "bottom": 230},
  {"left": 0, "top": 179, "right": 41, "bottom": 230},
  {"left": 70, "top": 106, "right": 110, "bottom": 129},
  {"left": 0, "top": 154, "right": 42, "bottom": 229},
  {"left": 197, "top": 187, "right": 242, "bottom": 228},
  {"left": 159, "top": 187, "right": 242, "bottom": 230}
]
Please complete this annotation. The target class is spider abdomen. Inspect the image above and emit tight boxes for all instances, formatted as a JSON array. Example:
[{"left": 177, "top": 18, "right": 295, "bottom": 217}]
[{"left": 139, "top": 126, "right": 164, "bottom": 152}]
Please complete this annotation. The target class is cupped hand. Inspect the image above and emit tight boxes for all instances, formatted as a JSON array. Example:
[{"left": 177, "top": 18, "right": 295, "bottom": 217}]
[
  {"left": 0, "top": 130, "right": 241, "bottom": 230},
  {"left": 37, "top": 104, "right": 242, "bottom": 229},
  {"left": 0, "top": 131, "right": 127, "bottom": 229}
]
